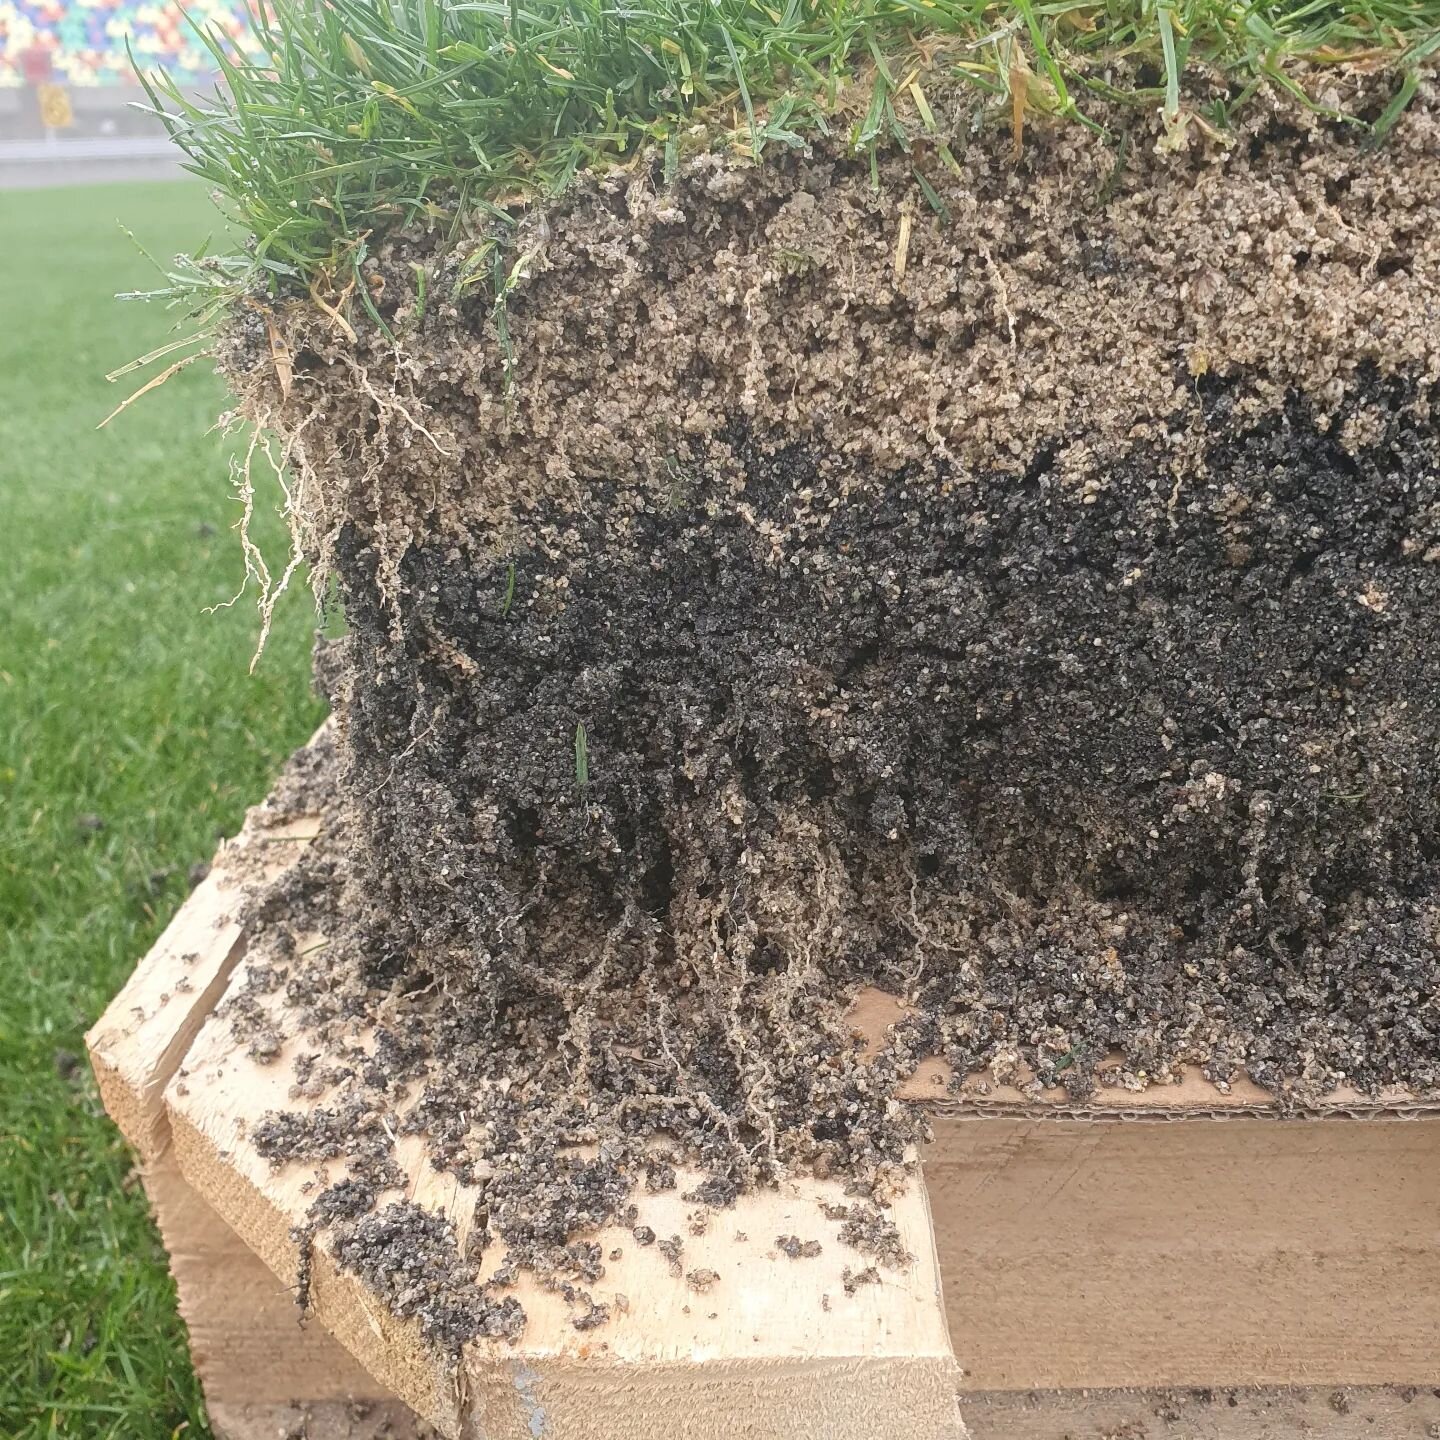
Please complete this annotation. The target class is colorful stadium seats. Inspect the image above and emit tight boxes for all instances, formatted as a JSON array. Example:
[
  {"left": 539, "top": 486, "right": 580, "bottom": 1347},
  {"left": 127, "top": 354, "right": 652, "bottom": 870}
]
[{"left": 1, "top": 0, "right": 255, "bottom": 88}]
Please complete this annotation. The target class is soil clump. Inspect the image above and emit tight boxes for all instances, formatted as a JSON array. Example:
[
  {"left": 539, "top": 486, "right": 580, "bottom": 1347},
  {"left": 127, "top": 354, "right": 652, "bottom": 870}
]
[{"left": 219, "top": 84, "right": 1440, "bottom": 1358}]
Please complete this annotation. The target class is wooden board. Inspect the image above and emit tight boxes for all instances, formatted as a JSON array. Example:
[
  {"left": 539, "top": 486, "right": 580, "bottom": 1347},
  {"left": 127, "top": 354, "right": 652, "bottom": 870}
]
[
  {"left": 167, "top": 995, "right": 961, "bottom": 1440},
  {"left": 962, "top": 1386, "right": 1440, "bottom": 1439},
  {"left": 846, "top": 992, "right": 1440, "bottom": 1394},
  {"left": 162, "top": 874, "right": 1440, "bottom": 1435},
  {"left": 84, "top": 802, "right": 433, "bottom": 1440},
  {"left": 929, "top": 1114, "right": 1440, "bottom": 1392},
  {"left": 166, "top": 938, "right": 1440, "bottom": 1414}
]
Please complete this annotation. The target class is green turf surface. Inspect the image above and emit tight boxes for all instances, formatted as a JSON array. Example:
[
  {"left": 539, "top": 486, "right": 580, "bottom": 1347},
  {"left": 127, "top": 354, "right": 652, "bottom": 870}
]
[
  {"left": 141, "top": 0, "right": 1440, "bottom": 298},
  {"left": 0, "top": 182, "right": 325, "bottom": 1440}
]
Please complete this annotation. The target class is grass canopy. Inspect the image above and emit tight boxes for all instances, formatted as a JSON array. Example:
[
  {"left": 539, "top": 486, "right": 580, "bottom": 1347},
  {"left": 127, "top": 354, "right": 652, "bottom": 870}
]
[{"left": 137, "top": 0, "right": 1440, "bottom": 295}]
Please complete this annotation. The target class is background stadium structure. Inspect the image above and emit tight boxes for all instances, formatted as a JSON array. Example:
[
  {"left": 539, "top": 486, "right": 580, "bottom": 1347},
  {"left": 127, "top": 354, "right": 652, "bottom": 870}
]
[{"left": 1, "top": 0, "right": 250, "bottom": 145}]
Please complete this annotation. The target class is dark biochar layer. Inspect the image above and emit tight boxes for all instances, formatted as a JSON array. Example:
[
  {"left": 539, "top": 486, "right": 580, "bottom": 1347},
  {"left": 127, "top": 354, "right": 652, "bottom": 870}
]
[{"left": 327, "top": 370, "right": 1440, "bottom": 1102}]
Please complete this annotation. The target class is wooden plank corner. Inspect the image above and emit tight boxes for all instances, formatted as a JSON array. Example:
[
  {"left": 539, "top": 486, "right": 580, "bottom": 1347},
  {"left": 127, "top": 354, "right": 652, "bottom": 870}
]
[{"left": 85, "top": 792, "right": 429, "bottom": 1440}]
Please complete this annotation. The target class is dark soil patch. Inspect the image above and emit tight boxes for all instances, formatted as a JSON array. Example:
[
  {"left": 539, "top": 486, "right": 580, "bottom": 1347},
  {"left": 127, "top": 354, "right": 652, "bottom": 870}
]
[{"left": 331, "top": 370, "right": 1440, "bottom": 1108}]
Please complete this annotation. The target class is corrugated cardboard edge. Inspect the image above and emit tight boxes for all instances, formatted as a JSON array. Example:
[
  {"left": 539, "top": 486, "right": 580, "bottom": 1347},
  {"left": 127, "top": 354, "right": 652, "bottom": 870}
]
[{"left": 850, "top": 987, "right": 1440, "bottom": 1122}]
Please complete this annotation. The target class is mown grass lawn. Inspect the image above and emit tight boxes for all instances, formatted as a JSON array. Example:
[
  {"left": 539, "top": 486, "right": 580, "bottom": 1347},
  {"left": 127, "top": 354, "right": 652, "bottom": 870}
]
[{"left": 0, "top": 181, "right": 325, "bottom": 1439}]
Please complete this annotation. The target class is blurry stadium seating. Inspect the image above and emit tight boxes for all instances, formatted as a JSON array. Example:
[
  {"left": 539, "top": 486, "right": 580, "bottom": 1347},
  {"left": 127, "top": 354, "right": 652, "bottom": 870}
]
[
  {"left": 2, "top": 0, "right": 254, "bottom": 140},
  {"left": 2, "top": 0, "right": 254, "bottom": 87}
]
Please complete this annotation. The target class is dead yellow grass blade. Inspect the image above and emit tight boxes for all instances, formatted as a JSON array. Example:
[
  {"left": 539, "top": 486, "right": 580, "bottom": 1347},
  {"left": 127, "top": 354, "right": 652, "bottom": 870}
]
[{"left": 98, "top": 350, "right": 210, "bottom": 430}]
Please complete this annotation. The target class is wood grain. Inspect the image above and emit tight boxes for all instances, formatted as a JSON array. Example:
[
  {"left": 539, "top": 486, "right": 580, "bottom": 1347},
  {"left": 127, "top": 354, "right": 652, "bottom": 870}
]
[
  {"left": 84, "top": 802, "right": 432, "bottom": 1440},
  {"left": 930, "top": 1114, "right": 1440, "bottom": 1391}
]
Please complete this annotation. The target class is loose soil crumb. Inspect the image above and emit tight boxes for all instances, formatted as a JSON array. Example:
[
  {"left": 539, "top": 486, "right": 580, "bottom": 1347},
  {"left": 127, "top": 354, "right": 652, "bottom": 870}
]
[
  {"left": 329, "top": 1202, "right": 524, "bottom": 1349},
  {"left": 215, "top": 85, "right": 1440, "bottom": 1359},
  {"left": 835, "top": 1205, "right": 911, "bottom": 1270},
  {"left": 842, "top": 1266, "right": 881, "bottom": 1296},
  {"left": 776, "top": 1236, "right": 823, "bottom": 1260},
  {"left": 657, "top": 1236, "right": 685, "bottom": 1278}
]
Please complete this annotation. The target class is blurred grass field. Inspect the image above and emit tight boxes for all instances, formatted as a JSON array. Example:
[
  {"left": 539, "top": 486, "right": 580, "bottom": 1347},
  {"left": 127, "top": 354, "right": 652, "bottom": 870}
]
[{"left": 0, "top": 182, "right": 325, "bottom": 1438}]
